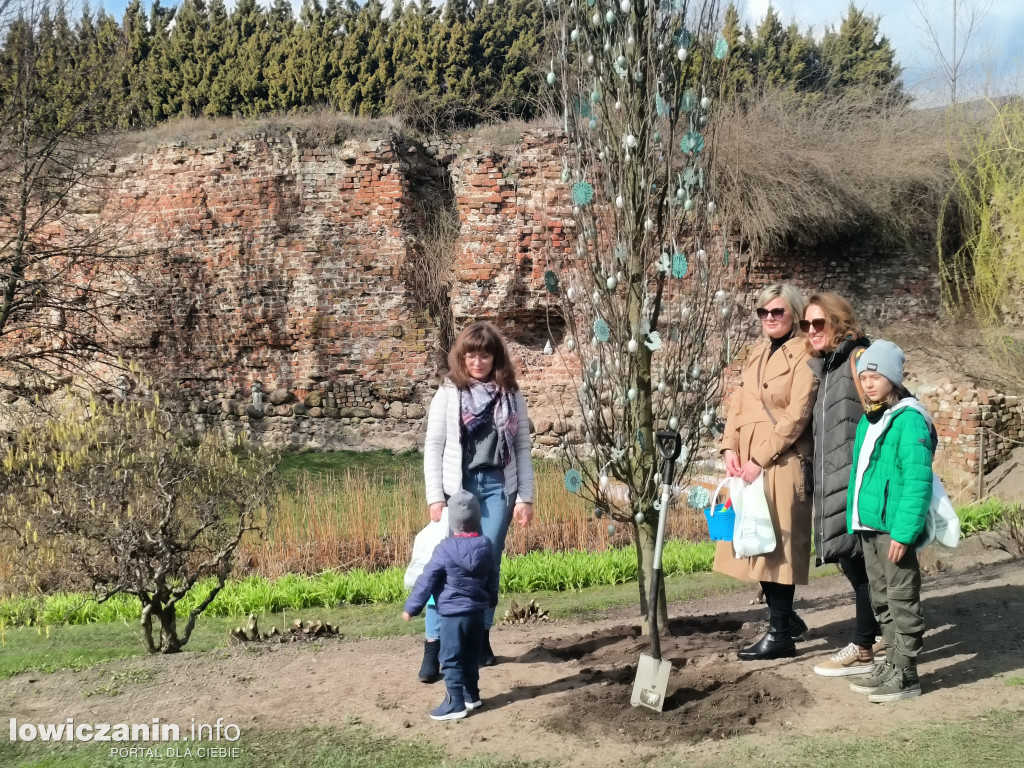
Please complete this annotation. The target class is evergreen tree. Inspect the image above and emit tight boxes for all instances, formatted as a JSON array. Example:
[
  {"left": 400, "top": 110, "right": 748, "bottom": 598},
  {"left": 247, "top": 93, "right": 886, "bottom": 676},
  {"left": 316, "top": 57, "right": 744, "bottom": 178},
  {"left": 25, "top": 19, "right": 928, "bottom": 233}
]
[{"left": 821, "top": 3, "right": 903, "bottom": 96}]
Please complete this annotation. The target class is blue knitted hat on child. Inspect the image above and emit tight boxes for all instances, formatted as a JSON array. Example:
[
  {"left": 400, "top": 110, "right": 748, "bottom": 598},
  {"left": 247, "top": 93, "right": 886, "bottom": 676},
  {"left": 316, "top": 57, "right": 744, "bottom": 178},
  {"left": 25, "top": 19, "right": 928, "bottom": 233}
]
[
  {"left": 447, "top": 489, "right": 482, "bottom": 535},
  {"left": 857, "top": 339, "right": 905, "bottom": 387}
]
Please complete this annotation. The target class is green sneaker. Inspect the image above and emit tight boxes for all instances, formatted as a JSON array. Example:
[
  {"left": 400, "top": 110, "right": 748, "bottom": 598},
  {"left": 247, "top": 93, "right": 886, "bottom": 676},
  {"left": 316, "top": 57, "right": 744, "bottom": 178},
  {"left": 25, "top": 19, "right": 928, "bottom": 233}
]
[
  {"left": 868, "top": 667, "right": 921, "bottom": 703},
  {"left": 848, "top": 661, "right": 895, "bottom": 694}
]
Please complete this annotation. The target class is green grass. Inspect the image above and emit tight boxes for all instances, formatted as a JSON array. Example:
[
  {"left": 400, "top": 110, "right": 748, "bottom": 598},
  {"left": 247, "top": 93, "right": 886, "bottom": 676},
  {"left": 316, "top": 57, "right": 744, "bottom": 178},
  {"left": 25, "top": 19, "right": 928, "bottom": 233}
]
[
  {"left": 0, "top": 724, "right": 546, "bottom": 768},
  {"left": 0, "top": 569, "right": 752, "bottom": 680},
  {"left": 957, "top": 498, "right": 1013, "bottom": 535},
  {"left": 700, "top": 708, "right": 1024, "bottom": 768}
]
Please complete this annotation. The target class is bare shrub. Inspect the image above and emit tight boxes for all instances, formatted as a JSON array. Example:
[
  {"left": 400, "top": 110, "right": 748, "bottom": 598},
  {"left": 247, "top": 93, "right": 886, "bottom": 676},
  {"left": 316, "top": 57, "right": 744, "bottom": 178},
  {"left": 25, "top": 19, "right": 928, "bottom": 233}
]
[
  {"left": 0, "top": 392, "right": 278, "bottom": 653},
  {"left": 714, "top": 88, "right": 954, "bottom": 255},
  {"left": 117, "top": 109, "right": 404, "bottom": 155}
]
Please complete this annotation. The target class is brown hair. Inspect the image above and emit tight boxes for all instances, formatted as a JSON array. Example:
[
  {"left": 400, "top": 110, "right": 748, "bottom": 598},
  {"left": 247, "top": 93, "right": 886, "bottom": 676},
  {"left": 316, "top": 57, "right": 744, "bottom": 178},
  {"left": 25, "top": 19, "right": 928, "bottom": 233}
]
[
  {"left": 806, "top": 292, "right": 864, "bottom": 352},
  {"left": 447, "top": 321, "right": 519, "bottom": 391}
]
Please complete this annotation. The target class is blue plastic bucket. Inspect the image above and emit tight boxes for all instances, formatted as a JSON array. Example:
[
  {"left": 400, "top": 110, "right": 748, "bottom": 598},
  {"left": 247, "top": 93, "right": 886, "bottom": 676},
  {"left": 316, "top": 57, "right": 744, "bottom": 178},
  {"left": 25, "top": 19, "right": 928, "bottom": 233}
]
[{"left": 703, "top": 501, "right": 735, "bottom": 541}]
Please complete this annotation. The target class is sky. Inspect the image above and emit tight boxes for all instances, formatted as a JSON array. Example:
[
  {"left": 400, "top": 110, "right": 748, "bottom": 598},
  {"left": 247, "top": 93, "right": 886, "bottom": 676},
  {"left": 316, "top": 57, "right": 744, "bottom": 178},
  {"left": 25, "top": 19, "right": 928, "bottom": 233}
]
[
  {"left": 742, "top": 0, "right": 1024, "bottom": 103},
  {"left": 83, "top": 0, "right": 1024, "bottom": 104}
]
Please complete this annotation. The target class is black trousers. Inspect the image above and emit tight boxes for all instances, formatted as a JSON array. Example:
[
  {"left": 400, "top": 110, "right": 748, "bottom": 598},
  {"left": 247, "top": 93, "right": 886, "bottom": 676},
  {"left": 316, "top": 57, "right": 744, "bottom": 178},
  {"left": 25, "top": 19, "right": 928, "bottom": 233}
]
[{"left": 838, "top": 554, "right": 881, "bottom": 648}]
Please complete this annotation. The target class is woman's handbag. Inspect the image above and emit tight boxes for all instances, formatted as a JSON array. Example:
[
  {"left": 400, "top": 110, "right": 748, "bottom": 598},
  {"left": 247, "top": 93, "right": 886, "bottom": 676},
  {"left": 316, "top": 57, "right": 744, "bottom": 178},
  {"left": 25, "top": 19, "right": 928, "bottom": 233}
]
[
  {"left": 731, "top": 473, "right": 778, "bottom": 558},
  {"left": 917, "top": 474, "right": 962, "bottom": 551},
  {"left": 404, "top": 507, "right": 449, "bottom": 589}
]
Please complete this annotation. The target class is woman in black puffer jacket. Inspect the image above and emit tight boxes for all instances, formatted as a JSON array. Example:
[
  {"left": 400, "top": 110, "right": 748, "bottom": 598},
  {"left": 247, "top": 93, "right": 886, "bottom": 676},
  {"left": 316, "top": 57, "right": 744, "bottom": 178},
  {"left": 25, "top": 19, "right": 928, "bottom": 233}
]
[{"left": 802, "top": 293, "right": 881, "bottom": 677}]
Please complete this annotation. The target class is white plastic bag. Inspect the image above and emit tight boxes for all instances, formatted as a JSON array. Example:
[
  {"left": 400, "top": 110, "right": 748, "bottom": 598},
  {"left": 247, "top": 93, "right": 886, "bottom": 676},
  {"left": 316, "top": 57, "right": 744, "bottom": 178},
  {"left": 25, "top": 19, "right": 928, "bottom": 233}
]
[
  {"left": 731, "top": 473, "right": 778, "bottom": 558},
  {"left": 917, "top": 474, "right": 961, "bottom": 551},
  {"left": 404, "top": 507, "right": 448, "bottom": 589}
]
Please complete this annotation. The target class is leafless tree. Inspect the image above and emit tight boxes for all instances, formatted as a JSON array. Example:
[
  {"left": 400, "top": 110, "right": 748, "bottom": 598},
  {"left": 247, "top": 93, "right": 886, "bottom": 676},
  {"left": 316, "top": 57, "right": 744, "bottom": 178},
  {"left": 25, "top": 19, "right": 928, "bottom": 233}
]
[
  {"left": 542, "top": 0, "right": 741, "bottom": 626},
  {"left": 912, "top": 0, "right": 992, "bottom": 104},
  {"left": 0, "top": 0, "right": 145, "bottom": 394}
]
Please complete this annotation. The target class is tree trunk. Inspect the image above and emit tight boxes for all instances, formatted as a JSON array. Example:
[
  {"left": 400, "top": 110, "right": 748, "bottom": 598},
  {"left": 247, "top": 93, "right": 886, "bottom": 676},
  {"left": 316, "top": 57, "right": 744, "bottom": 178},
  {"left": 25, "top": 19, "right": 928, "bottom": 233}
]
[
  {"left": 157, "top": 605, "right": 182, "bottom": 653},
  {"left": 635, "top": 517, "right": 669, "bottom": 633}
]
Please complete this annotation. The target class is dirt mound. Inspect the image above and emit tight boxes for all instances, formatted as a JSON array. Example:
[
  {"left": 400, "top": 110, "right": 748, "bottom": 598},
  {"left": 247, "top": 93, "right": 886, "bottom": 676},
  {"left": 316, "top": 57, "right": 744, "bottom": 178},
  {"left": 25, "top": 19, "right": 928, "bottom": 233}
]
[
  {"left": 985, "top": 446, "right": 1024, "bottom": 504},
  {"left": 522, "top": 616, "right": 809, "bottom": 744}
]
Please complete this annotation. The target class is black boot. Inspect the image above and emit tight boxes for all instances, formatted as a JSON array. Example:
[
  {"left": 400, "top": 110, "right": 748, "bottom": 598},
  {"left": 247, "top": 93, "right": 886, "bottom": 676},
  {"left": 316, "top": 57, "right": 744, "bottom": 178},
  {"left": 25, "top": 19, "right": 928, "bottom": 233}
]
[
  {"left": 788, "top": 611, "right": 809, "bottom": 640},
  {"left": 419, "top": 639, "right": 441, "bottom": 683},
  {"left": 480, "top": 630, "right": 497, "bottom": 667},
  {"left": 739, "top": 616, "right": 797, "bottom": 661}
]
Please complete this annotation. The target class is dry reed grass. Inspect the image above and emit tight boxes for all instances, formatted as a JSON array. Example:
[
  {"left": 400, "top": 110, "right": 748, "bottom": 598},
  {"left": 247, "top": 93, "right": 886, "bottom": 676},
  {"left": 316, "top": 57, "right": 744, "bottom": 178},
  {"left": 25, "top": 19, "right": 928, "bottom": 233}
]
[
  {"left": 238, "top": 462, "right": 708, "bottom": 579},
  {"left": 714, "top": 88, "right": 955, "bottom": 255}
]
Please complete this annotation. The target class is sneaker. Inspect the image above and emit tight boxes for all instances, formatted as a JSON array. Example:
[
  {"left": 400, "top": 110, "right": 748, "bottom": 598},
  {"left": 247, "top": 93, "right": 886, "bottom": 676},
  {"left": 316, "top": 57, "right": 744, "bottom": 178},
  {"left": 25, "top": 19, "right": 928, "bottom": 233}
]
[
  {"left": 872, "top": 639, "right": 886, "bottom": 660},
  {"left": 464, "top": 688, "right": 483, "bottom": 710},
  {"left": 868, "top": 667, "right": 921, "bottom": 703},
  {"left": 813, "top": 643, "right": 876, "bottom": 677},
  {"left": 849, "top": 661, "right": 895, "bottom": 694},
  {"left": 429, "top": 693, "right": 467, "bottom": 721}
]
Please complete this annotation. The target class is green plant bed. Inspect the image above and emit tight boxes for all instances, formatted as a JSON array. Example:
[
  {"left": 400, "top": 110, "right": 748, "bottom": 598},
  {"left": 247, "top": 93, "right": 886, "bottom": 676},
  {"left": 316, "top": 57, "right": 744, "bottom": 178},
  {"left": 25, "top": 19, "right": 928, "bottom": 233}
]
[{"left": 0, "top": 540, "right": 716, "bottom": 628}]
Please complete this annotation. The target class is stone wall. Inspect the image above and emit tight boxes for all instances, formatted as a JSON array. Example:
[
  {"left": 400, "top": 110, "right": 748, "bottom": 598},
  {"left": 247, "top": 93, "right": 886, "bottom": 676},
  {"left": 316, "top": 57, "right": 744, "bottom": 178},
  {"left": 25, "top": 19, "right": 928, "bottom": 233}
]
[{"left": 2, "top": 127, "right": 1017, "bottom": 495}]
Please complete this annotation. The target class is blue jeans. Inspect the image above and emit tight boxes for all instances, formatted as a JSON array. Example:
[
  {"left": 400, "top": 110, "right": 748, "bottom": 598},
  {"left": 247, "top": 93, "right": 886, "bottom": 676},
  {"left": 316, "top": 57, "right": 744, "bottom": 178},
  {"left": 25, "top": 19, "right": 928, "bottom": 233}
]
[
  {"left": 438, "top": 611, "right": 484, "bottom": 703},
  {"left": 425, "top": 467, "right": 514, "bottom": 640}
]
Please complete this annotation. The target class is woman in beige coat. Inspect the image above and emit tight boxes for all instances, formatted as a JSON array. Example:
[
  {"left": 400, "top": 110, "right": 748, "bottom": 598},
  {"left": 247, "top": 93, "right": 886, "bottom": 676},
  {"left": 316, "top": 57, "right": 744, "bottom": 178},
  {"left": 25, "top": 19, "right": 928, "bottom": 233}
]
[{"left": 715, "top": 283, "right": 818, "bottom": 660}]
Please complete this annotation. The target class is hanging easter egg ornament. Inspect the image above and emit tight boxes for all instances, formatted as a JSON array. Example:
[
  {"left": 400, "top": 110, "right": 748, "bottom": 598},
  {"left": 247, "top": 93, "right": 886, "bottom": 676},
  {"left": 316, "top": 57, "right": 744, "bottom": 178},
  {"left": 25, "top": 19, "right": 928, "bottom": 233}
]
[
  {"left": 572, "top": 182, "right": 595, "bottom": 206},
  {"left": 700, "top": 95, "right": 712, "bottom": 110},
  {"left": 628, "top": 388, "right": 637, "bottom": 401},
  {"left": 681, "top": 130, "right": 705, "bottom": 155},
  {"left": 605, "top": 10, "right": 616, "bottom": 24},
  {"left": 669, "top": 416, "right": 679, "bottom": 430},
  {"left": 676, "top": 47, "right": 687, "bottom": 61},
  {"left": 599, "top": 473, "right": 610, "bottom": 490},
  {"left": 702, "top": 410, "right": 713, "bottom": 427},
  {"left": 592, "top": 11, "right": 601, "bottom": 25},
  {"left": 544, "top": 270, "right": 560, "bottom": 294},
  {"left": 571, "top": 28, "right": 580, "bottom": 42},
  {"left": 684, "top": 198, "right": 694, "bottom": 211},
  {"left": 615, "top": 194, "right": 624, "bottom": 209},
  {"left": 547, "top": 71, "right": 556, "bottom": 86},
  {"left": 606, "top": 275, "right": 617, "bottom": 290},
  {"left": 708, "top": 201, "right": 717, "bottom": 214},
  {"left": 594, "top": 507, "right": 604, "bottom": 519},
  {"left": 634, "top": 512, "right": 645, "bottom": 525},
  {"left": 607, "top": 524, "right": 616, "bottom": 536},
  {"left": 687, "top": 485, "right": 710, "bottom": 510},
  {"left": 588, "top": 117, "right": 598, "bottom": 130},
  {"left": 567, "top": 337, "right": 576, "bottom": 351},
  {"left": 657, "top": 380, "right": 666, "bottom": 393},
  {"left": 713, "top": 36, "right": 729, "bottom": 60},
  {"left": 644, "top": 331, "right": 662, "bottom": 351},
  {"left": 672, "top": 252, "right": 688, "bottom": 278},
  {"left": 714, "top": 289, "right": 727, "bottom": 303},
  {"left": 564, "top": 468, "right": 583, "bottom": 493},
  {"left": 620, "top": 0, "right": 631, "bottom": 12},
  {"left": 627, "top": 338, "right": 638, "bottom": 353},
  {"left": 586, "top": 52, "right": 595, "bottom": 66},
  {"left": 594, "top": 317, "right": 611, "bottom": 343}
]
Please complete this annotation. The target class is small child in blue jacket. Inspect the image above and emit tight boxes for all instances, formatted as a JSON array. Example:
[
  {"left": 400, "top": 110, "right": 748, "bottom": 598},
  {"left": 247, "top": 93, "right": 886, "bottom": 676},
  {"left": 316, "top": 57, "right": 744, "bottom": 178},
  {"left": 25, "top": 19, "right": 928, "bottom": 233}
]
[{"left": 403, "top": 489, "right": 499, "bottom": 721}]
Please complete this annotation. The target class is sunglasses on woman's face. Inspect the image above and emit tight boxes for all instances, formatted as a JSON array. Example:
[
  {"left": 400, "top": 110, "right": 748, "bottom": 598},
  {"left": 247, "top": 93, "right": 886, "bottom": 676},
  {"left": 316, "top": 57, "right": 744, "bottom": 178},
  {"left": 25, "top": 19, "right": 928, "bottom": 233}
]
[
  {"left": 755, "top": 307, "right": 787, "bottom": 321},
  {"left": 799, "top": 318, "right": 827, "bottom": 333}
]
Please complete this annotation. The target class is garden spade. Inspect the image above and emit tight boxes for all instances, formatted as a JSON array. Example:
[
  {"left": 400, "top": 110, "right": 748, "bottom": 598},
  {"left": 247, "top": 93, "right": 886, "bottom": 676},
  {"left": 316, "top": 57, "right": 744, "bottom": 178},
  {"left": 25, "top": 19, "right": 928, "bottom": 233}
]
[{"left": 631, "top": 429, "right": 682, "bottom": 712}]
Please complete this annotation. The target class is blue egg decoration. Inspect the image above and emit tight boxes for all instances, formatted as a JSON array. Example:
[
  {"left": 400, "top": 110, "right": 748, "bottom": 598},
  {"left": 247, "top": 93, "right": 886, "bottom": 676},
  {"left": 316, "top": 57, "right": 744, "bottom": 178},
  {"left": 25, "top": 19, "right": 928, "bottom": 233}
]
[
  {"left": 688, "top": 485, "right": 711, "bottom": 510},
  {"left": 672, "top": 252, "right": 688, "bottom": 279},
  {"left": 572, "top": 182, "right": 595, "bottom": 206}
]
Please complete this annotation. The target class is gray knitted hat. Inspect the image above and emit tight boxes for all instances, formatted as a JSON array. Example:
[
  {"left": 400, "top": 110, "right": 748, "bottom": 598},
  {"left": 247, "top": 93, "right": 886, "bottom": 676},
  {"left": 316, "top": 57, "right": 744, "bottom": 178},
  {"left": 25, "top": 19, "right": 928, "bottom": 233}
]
[
  {"left": 447, "top": 489, "right": 482, "bottom": 535},
  {"left": 857, "top": 339, "right": 905, "bottom": 387}
]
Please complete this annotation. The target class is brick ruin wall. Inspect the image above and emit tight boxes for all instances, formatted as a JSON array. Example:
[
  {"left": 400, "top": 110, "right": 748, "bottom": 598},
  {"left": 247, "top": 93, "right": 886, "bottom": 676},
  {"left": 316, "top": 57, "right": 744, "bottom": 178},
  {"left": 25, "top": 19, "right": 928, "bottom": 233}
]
[{"left": 3, "top": 128, "right": 1020, "bottom": 498}]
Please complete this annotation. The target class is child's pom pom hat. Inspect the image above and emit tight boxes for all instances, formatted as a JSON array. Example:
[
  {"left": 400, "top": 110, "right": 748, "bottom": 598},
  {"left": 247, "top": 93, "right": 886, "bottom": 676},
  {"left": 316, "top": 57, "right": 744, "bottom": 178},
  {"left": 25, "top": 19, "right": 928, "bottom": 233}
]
[
  {"left": 447, "top": 489, "right": 482, "bottom": 534},
  {"left": 857, "top": 339, "right": 905, "bottom": 387}
]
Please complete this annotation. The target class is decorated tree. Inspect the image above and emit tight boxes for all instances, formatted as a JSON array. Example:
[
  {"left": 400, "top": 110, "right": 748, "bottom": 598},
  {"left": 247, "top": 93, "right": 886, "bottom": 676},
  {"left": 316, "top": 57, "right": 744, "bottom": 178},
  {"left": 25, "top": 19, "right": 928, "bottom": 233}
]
[{"left": 542, "top": 0, "right": 741, "bottom": 626}]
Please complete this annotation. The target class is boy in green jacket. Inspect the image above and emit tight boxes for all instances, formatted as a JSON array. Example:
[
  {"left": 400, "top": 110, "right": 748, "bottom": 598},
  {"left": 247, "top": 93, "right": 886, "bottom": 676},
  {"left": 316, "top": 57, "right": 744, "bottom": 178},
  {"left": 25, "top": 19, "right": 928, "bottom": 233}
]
[{"left": 845, "top": 340, "right": 936, "bottom": 702}]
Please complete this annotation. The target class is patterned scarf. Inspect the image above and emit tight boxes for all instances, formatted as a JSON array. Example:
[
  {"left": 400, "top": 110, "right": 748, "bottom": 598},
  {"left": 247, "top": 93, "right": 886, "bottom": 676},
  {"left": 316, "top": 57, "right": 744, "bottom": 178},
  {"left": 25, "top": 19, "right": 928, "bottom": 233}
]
[{"left": 460, "top": 378, "right": 518, "bottom": 467}]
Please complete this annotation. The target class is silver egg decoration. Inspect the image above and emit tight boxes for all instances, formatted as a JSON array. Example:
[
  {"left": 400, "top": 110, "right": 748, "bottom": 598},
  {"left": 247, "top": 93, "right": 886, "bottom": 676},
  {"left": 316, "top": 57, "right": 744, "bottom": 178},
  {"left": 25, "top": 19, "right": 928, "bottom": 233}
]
[
  {"left": 720, "top": 305, "right": 732, "bottom": 319},
  {"left": 566, "top": 338, "right": 576, "bottom": 352},
  {"left": 606, "top": 275, "right": 617, "bottom": 290},
  {"left": 591, "top": 11, "right": 601, "bottom": 25},
  {"left": 708, "top": 201, "right": 717, "bottom": 214},
  {"left": 588, "top": 117, "right": 597, "bottom": 129},
  {"left": 684, "top": 199, "right": 694, "bottom": 211},
  {"left": 657, "top": 381, "right": 666, "bottom": 393},
  {"left": 627, "top": 338, "right": 638, "bottom": 353},
  {"left": 690, "top": 363, "right": 701, "bottom": 380},
  {"left": 598, "top": 150, "right": 605, "bottom": 160},
  {"left": 654, "top": 472, "right": 661, "bottom": 484},
  {"left": 700, "top": 96, "right": 712, "bottom": 109},
  {"left": 620, "top": 0, "right": 631, "bottom": 12},
  {"left": 677, "top": 47, "right": 688, "bottom": 61},
  {"left": 616, "top": 55, "right": 627, "bottom": 68},
  {"left": 625, "top": 134, "right": 637, "bottom": 148},
  {"left": 604, "top": 40, "right": 611, "bottom": 52},
  {"left": 697, "top": 249, "right": 707, "bottom": 261},
  {"left": 676, "top": 187, "right": 685, "bottom": 199},
  {"left": 714, "top": 289, "right": 727, "bottom": 303},
  {"left": 599, "top": 474, "right": 609, "bottom": 490},
  {"left": 668, "top": 416, "right": 679, "bottom": 430},
  {"left": 586, "top": 52, "right": 595, "bottom": 66},
  {"left": 594, "top": 507, "right": 604, "bottom": 519},
  {"left": 614, "top": 100, "right": 622, "bottom": 110},
  {"left": 702, "top": 411, "right": 713, "bottom": 427},
  {"left": 571, "top": 28, "right": 579, "bottom": 42},
  {"left": 634, "top": 512, "right": 645, "bottom": 524},
  {"left": 699, "top": 114, "right": 709, "bottom": 126},
  {"left": 627, "top": 387, "right": 637, "bottom": 401},
  {"left": 607, "top": 524, "right": 616, "bottom": 536},
  {"left": 566, "top": 287, "right": 576, "bottom": 301},
  {"left": 546, "top": 71, "right": 556, "bottom": 85},
  {"left": 592, "top": 290, "right": 601, "bottom": 304},
  {"left": 653, "top": 131, "right": 661, "bottom": 142},
  {"left": 605, "top": 10, "right": 615, "bottom": 24},
  {"left": 615, "top": 194, "right": 624, "bottom": 209},
  {"left": 644, "top": 219, "right": 654, "bottom": 231}
]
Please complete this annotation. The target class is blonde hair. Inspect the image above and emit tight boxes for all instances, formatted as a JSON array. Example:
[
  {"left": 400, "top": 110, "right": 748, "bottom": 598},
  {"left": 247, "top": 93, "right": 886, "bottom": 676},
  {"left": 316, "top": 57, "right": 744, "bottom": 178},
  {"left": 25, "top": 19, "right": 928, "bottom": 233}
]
[{"left": 756, "top": 283, "right": 806, "bottom": 336}]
